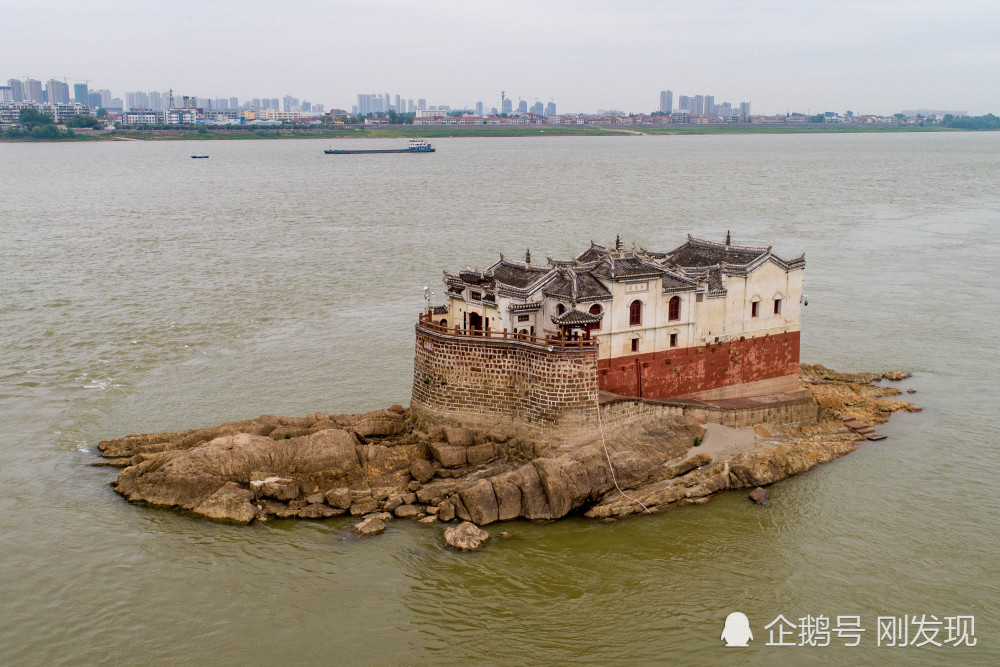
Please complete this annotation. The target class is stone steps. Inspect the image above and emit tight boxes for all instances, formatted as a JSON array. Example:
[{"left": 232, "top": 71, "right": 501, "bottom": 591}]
[{"left": 841, "top": 417, "right": 885, "bottom": 441}]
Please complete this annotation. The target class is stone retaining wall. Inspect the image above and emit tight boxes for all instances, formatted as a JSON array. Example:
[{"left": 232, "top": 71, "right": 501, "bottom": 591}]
[{"left": 412, "top": 325, "right": 599, "bottom": 427}]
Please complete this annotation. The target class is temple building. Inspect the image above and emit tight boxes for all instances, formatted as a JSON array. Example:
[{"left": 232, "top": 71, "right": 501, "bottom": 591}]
[{"left": 424, "top": 234, "right": 805, "bottom": 402}]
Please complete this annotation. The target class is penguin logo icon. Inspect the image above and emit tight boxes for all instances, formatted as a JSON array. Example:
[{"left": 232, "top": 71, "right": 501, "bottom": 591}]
[{"left": 721, "top": 612, "right": 753, "bottom": 647}]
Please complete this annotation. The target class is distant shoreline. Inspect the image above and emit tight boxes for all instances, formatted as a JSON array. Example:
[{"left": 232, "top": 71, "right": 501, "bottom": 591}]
[{"left": 1, "top": 124, "right": 987, "bottom": 143}]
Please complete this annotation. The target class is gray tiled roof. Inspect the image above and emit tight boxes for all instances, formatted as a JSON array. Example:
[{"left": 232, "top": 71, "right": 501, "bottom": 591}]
[
  {"left": 543, "top": 271, "right": 612, "bottom": 302},
  {"left": 667, "top": 235, "right": 770, "bottom": 268},
  {"left": 552, "top": 309, "right": 603, "bottom": 326},
  {"left": 489, "top": 261, "right": 551, "bottom": 289}
]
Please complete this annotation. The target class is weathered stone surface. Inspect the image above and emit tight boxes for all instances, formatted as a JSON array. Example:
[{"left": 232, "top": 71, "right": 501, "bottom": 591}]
[
  {"left": 394, "top": 504, "right": 423, "bottom": 518},
  {"left": 490, "top": 471, "right": 523, "bottom": 521},
  {"left": 349, "top": 497, "right": 380, "bottom": 516},
  {"left": 883, "top": 370, "right": 911, "bottom": 382},
  {"left": 324, "top": 487, "right": 352, "bottom": 509},
  {"left": 102, "top": 364, "right": 915, "bottom": 530},
  {"left": 444, "top": 521, "right": 489, "bottom": 551},
  {"left": 256, "top": 476, "right": 299, "bottom": 501},
  {"left": 416, "top": 479, "right": 459, "bottom": 504},
  {"left": 193, "top": 482, "right": 257, "bottom": 524},
  {"left": 356, "top": 442, "right": 429, "bottom": 491},
  {"left": 507, "top": 463, "right": 552, "bottom": 520},
  {"left": 466, "top": 443, "right": 497, "bottom": 465},
  {"left": 727, "top": 437, "right": 858, "bottom": 488},
  {"left": 429, "top": 442, "right": 466, "bottom": 468},
  {"left": 748, "top": 487, "right": 770, "bottom": 505},
  {"left": 260, "top": 499, "right": 300, "bottom": 518},
  {"left": 533, "top": 457, "right": 591, "bottom": 518},
  {"left": 351, "top": 409, "right": 409, "bottom": 438},
  {"left": 353, "top": 516, "right": 386, "bottom": 536},
  {"left": 298, "top": 503, "right": 344, "bottom": 519},
  {"left": 458, "top": 479, "right": 500, "bottom": 525},
  {"left": 419, "top": 515, "right": 438, "bottom": 524},
  {"left": 437, "top": 501, "right": 456, "bottom": 522},
  {"left": 443, "top": 427, "right": 475, "bottom": 447},
  {"left": 662, "top": 453, "right": 711, "bottom": 479},
  {"left": 410, "top": 459, "right": 434, "bottom": 484}
]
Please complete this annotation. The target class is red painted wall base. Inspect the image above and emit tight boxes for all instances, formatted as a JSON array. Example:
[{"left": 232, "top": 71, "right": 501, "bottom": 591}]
[{"left": 597, "top": 331, "right": 800, "bottom": 400}]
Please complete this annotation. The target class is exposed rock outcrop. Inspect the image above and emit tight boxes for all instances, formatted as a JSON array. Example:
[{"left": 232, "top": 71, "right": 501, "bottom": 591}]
[
  {"left": 444, "top": 522, "right": 489, "bottom": 551},
  {"left": 97, "top": 365, "right": 916, "bottom": 529}
]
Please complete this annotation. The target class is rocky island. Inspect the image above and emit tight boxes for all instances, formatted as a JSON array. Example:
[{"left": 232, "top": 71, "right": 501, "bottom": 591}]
[{"left": 97, "top": 364, "right": 919, "bottom": 543}]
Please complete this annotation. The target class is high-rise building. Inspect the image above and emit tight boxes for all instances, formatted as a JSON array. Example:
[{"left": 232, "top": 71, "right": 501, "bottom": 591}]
[
  {"left": 693, "top": 94, "right": 705, "bottom": 115},
  {"left": 502, "top": 98, "right": 513, "bottom": 114},
  {"left": 545, "top": 101, "right": 556, "bottom": 117},
  {"left": 7, "top": 79, "right": 24, "bottom": 102},
  {"left": 659, "top": 90, "right": 673, "bottom": 114},
  {"left": 74, "top": 83, "right": 89, "bottom": 105},
  {"left": 26, "top": 79, "right": 43, "bottom": 103},
  {"left": 46, "top": 79, "right": 70, "bottom": 104},
  {"left": 739, "top": 101, "right": 751, "bottom": 120},
  {"left": 407, "top": 99, "right": 414, "bottom": 113},
  {"left": 270, "top": 98, "right": 279, "bottom": 110},
  {"left": 229, "top": 96, "right": 239, "bottom": 110},
  {"left": 88, "top": 92, "right": 102, "bottom": 109},
  {"left": 475, "top": 101, "right": 483, "bottom": 116},
  {"left": 677, "top": 95, "right": 691, "bottom": 113},
  {"left": 517, "top": 99, "right": 528, "bottom": 113},
  {"left": 0, "top": 86, "right": 12, "bottom": 102},
  {"left": 394, "top": 94, "right": 401, "bottom": 112},
  {"left": 417, "top": 98, "right": 426, "bottom": 111},
  {"left": 705, "top": 95, "right": 715, "bottom": 115},
  {"left": 283, "top": 95, "right": 300, "bottom": 112},
  {"left": 530, "top": 101, "right": 543, "bottom": 115}
]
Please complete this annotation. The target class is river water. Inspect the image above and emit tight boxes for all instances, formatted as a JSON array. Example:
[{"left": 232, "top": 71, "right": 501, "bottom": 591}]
[{"left": 1, "top": 134, "right": 997, "bottom": 664}]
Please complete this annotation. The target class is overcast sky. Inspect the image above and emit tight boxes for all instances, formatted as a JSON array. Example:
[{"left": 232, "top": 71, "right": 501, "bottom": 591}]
[{"left": 4, "top": 0, "right": 999, "bottom": 115}]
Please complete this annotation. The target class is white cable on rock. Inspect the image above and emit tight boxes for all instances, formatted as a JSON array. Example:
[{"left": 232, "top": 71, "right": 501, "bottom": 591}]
[{"left": 594, "top": 366, "right": 652, "bottom": 514}]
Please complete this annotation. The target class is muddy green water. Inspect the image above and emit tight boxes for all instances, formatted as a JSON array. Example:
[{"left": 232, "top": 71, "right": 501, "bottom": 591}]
[{"left": 1, "top": 134, "right": 997, "bottom": 665}]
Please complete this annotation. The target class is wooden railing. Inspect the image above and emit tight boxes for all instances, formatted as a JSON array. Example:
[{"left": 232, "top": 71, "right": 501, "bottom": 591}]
[{"left": 417, "top": 312, "right": 598, "bottom": 349}]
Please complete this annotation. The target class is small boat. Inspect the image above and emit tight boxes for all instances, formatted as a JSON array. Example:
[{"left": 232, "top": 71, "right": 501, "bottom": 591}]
[
  {"left": 324, "top": 138, "right": 435, "bottom": 155},
  {"left": 190, "top": 155, "right": 209, "bottom": 159}
]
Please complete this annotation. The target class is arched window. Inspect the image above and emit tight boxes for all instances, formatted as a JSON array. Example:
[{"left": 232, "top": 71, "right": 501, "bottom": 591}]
[
  {"left": 557, "top": 303, "right": 566, "bottom": 315},
  {"left": 668, "top": 296, "right": 681, "bottom": 321},
  {"left": 629, "top": 300, "right": 642, "bottom": 326},
  {"left": 589, "top": 304, "right": 602, "bottom": 315}
]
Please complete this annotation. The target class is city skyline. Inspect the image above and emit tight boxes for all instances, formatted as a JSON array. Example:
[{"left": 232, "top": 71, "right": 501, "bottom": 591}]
[{"left": 2, "top": 1, "right": 998, "bottom": 115}]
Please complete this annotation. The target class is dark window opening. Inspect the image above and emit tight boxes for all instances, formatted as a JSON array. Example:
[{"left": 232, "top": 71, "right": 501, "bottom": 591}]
[
  {"left": 557, "top": 303, "right": 566, "bottom": 315},
  {"left": 589, "top": 304, "right": 602, "bottom": 315},
  {"left": 670, "top": 333, "right": 678, "bottom": 348},
  {"left": 629, "top": 300, "right": 642, "bottom": 326},
  {"left": 751, "top": 301, "right": 759, "bottom": 318},
  {"left": 774, "top": 298, "right": 782, "bottom": 315},
  {"left": 668, "top": 296, "right": 681, "bottom": 321},
  {"left": 631, "top": 338, "right": 639, "bottom": 353}
]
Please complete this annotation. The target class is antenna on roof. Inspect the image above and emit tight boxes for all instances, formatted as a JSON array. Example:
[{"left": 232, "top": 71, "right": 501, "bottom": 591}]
[
  {"left": 725, "top": 230, "right": 731, "bottom": 245},
  {"left": 525, "top": 248, "right": 531, "bottom": 264}
]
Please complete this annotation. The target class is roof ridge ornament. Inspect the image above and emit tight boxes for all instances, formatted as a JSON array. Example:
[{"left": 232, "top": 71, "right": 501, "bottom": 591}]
[
  {"left": 525, "top": 248, "right": 531, "bottom": 264},
  {"left": 615, "top": 234, "right": 623, "bottom": 251},
  {"left": 725, "top": 230, "right": 731, "bottom": 245}
]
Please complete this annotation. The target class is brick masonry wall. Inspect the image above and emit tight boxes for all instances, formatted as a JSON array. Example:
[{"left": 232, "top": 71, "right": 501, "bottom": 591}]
[
  {"left": 597, "top": 331, "right": 801, "bottom": 400},
  {"left": 411, "top": 326, "right": 599, "bottom": 426}
]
